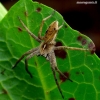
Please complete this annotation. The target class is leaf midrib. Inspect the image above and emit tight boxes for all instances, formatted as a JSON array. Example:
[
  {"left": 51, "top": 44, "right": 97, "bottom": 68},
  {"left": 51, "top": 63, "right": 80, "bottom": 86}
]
[{"left": 23, "top": 1, "right": 50, "bottom": 99}]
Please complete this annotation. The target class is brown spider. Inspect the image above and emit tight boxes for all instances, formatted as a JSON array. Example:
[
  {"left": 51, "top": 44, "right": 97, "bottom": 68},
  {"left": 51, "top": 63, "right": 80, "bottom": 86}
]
[{"left": 12, "top": 11, "right": 89, "bottom": 99}]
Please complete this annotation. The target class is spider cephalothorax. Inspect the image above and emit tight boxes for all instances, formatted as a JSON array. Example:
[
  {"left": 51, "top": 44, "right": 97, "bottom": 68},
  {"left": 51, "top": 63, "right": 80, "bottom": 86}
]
[
  {"left": 12, "top": 11, "right": 89, "bottom": 99},
  {"left": 39, "top": 21, "right": 58, "bottom": 58}
]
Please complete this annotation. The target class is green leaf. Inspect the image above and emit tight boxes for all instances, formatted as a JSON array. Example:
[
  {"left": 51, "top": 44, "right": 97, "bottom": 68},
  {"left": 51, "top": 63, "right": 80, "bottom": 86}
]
[
  {"left": 0, "top": 0, "right": 100, "bottom": 100},
  {"left": 0, "top": 3, "right": 7, "bottom": 21}
]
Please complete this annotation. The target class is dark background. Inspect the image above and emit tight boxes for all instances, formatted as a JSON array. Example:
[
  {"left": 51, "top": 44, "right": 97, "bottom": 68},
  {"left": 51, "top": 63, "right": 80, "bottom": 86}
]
[{"left": 0, "top": 0, "right": 100, "bottom": 57}]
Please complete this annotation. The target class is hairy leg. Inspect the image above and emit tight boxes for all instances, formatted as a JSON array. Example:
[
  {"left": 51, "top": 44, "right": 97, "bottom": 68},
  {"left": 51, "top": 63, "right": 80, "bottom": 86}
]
[
  {"left": 51, "top": 65, "right": 64, "bottom": 99},
  {"left": 25, "top": 50, "right": 40, "bottom": 78},
  {"left": 48, "top": 51, "right": 72, "bottom": 81},
  {"left": 48, "top": 51, "right": 64, "bottom": 99},
  {"left": 18, "top": 17, "right": 41, "bottom": 42},
  {"left": 38, "top": 10, "right": 55, "bottom": 39},
  {"left": 48, "top": 51, "right": 72, "bottom": 99},
  {"left": 58, "top": 21, "right": 64, "bottom": 30},
  {"left": 54, "top": 46, "right": 89, "bottom": 51},
  {"left": 12, "top": 47, "right": 39, "bottom": 69}
]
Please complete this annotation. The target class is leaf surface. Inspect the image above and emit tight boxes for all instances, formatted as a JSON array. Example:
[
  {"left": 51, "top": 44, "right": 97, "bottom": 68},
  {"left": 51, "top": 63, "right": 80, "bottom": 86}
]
[{"left": 0, "top": 0, "right": 100, "bottom": 100}]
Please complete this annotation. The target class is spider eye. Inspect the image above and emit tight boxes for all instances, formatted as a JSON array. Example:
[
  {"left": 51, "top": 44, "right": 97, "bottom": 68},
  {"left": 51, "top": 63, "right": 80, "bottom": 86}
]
[{"left": 54, "top": 28, "right": 56, "bottom": 30}]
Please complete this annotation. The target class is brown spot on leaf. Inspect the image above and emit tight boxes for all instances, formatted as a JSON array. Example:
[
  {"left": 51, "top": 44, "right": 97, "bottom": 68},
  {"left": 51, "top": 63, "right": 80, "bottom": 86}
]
[
  {"left": 82, "top": 38, "right": 87, "bottom": 45},
  {"left": 24, "top": 11, "right": 28, "bottom": 16},
  {"left": 18, "top": 27, "right": 22, "bottom": 32},
  {"left": 36, "top": 7, "right": 41, "bottom": 12},
  {"left": 77, "top": 35, "right": 96, "bottom": 54},
  {"left": 77, "top": 36, "right": 83, "bottom": 41},
  {"left": 2, "top": 89, "right": 8, "bottom": 94},
  {"left": 69, "top": 98, "right": 75, "bottom": 100},
  {"left": 88, "top": 42, "right": 96, "bottom": 54},
  {"left": 77, "top": 35, "right": 87, "bottom": 45},
  {"left": 54, "top": 41, "right": 67, "bottom": 59},
  {"left": 60, "top": 72, "right": 71, "bottom": 82}
]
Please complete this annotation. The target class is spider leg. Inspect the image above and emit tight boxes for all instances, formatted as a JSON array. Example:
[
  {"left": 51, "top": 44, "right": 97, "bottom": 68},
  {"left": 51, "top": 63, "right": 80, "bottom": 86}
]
[
  {"left": 51, "top": 65, "right": 64, "bottom": 99},
  {"left": 48, "top": 51, "right": 72, "bottom": 81},
  {"left": 38, "top": 10, "right": 55, "bottom": 40},
  {"left": 58, "top": 21, "right": 64, "bottom": 30},
  {"left": 25, "top": 50, "right": 40, "bottom": 78},
  {"left": 54, "top": 46, "right": 89, "bottom": 51},
  {"left": 12, "top": 47, "right": 39, "bottom": 69},
  {"left": 18, "top": 17, "right": 41, "bottom": 42},
  {"left": 48, "top": 52, "right": 64, "bottom": 99},
  {"left": 55, "top": 67, "right": 73, "bottom": 82},
  {"left": 48, "top": 51, "right": 72, "bottom": 99}
]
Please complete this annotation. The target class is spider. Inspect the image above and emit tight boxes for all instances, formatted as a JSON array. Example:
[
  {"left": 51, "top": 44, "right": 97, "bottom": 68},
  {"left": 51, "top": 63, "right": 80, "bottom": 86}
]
[{"left": 12, "top": 10, "right": 89, "bottom": 99}]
